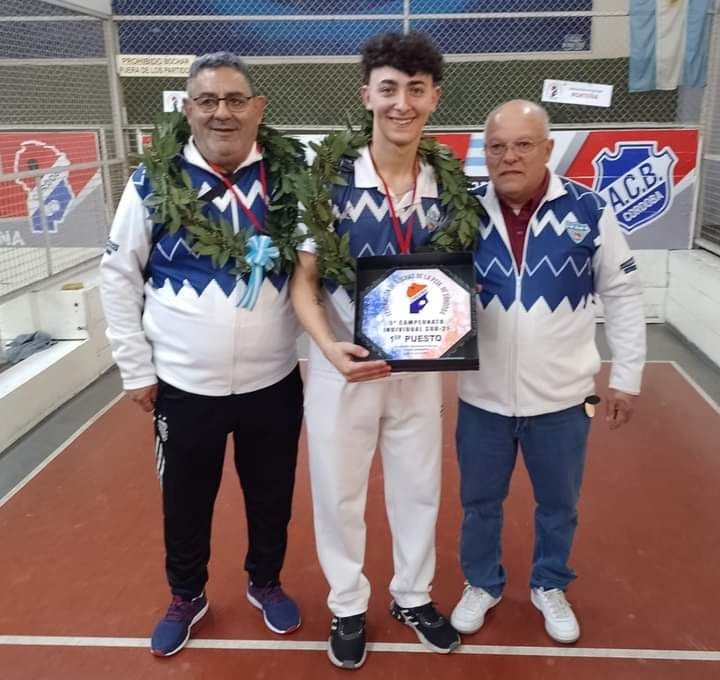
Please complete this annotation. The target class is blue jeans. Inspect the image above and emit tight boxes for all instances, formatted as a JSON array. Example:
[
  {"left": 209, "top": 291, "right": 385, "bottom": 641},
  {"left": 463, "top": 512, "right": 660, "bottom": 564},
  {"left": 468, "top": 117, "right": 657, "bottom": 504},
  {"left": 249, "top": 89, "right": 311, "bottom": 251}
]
[{"left": 456, "top": 400, "right": 591, "bottom": 598}]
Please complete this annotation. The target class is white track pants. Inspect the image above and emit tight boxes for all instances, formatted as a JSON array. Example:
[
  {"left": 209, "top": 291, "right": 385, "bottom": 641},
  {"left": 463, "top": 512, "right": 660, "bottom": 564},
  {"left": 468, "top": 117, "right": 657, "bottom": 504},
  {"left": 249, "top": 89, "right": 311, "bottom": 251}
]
[{"left": 305, "top": 368, "right": 443, "bottom": 617}]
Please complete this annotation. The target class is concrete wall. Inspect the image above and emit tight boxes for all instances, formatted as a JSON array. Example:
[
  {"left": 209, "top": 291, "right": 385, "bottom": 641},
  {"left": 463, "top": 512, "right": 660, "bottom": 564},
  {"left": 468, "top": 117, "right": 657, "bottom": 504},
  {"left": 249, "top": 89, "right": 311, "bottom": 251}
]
[
  {"left": 0, "top": 273, "right": 113, "bottom": 452},
  {"left": 666, "top": 250, "right": 720, "bottom": 366}
]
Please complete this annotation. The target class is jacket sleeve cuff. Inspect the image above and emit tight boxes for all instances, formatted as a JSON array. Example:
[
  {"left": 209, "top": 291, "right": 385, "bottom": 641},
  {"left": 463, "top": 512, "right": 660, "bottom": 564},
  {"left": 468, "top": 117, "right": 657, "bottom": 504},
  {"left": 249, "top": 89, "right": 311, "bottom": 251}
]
[{"left": 122, "top": 375, "right": 158, "bottom": 391}]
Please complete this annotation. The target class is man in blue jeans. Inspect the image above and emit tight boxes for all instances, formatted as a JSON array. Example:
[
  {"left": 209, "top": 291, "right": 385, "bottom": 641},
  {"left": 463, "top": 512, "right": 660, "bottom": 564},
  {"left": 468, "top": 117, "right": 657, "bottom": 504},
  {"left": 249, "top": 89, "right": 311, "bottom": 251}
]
[{"left": 451, "top": 100, "right": 646, "bottom": 643}]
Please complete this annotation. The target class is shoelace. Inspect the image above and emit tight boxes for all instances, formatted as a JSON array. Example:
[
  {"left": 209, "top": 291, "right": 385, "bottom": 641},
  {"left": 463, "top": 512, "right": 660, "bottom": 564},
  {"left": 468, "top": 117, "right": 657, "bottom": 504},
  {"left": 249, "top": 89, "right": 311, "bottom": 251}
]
[
  {"left": 332, "top": 614, "right": 365, "bottom": 638},
  {"left": 165, "top": 595, "right": 200, "bottom": 622},
  {"left": 540, "top": 589, "right": 572, "bottom": 620},
  {"left": 252, "top": 584, "right": 286, "bottom": 605},
  {"left": 403, "top": 602, "right": 442, "bottom": 626},
  {"left": 463, "top": 586, "right": 494, "bottom": 613}
]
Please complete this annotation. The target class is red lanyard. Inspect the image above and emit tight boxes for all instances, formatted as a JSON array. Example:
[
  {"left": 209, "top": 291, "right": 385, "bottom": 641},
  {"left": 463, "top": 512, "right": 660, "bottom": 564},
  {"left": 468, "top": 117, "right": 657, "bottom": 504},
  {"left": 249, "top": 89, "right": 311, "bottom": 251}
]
[
  {"left": 369, "top": 151, "right": 418, "bottom": 255},
  {"left": 208, "top": 145, "right": 267, "bottom": 234}
]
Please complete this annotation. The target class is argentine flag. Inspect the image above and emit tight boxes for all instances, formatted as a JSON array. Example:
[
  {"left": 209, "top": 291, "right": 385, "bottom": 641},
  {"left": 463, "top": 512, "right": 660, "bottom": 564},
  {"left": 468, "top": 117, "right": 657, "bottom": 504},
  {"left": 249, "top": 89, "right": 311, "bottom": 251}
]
[
  {"left": 464, "top": 134, "right": 487, "bottom": 180},
  {"left": 629, "top": 0, "right": 712, "bottom": 92}
]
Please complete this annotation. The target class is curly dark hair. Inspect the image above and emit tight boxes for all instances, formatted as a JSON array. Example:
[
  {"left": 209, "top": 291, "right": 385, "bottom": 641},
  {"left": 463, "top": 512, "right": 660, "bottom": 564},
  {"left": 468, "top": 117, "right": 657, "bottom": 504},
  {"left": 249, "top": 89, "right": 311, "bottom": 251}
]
[{"left": 360, "top": 31, "right": 444, "bottom": 84}]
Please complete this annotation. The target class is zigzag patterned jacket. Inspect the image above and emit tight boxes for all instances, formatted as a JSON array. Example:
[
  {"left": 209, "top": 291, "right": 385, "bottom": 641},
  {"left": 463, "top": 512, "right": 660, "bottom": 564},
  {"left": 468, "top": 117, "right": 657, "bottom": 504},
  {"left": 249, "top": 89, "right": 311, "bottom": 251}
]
[
  {"left": 298, "top": 145, "right": 448, "bottom": 378},
  {"left": 100, "top": 140, "right": 299, "bottom": 395},
  {"left": 458, "top": 172, "right": 646, "bottom": 417}
]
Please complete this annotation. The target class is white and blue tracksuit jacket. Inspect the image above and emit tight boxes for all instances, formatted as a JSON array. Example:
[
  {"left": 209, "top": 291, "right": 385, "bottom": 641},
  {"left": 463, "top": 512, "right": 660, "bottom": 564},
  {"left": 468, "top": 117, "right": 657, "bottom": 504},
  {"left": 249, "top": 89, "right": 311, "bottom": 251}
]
[
  {"left": 299, "top": 145, "right": 449, "bottom": 377},
  {"left": 458, "top": 173, "right": 646, "bottom": 417},
  {"left": 100, "top": 140, "right": 299, "bottom": 396}
]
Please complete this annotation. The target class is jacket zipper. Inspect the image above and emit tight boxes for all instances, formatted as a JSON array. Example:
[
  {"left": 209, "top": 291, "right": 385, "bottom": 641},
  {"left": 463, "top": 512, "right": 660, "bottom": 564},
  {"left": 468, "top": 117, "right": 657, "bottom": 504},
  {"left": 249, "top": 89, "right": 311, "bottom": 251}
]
[{"left": 512, "top": 201, "right": 545, "bottom": 415}]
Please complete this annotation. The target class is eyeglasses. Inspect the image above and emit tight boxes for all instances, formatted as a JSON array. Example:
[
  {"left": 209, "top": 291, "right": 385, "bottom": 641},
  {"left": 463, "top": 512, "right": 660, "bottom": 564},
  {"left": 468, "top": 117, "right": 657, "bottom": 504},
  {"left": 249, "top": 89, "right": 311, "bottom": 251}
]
[
  {"left": 191, "top": 94, "right": 255, "bottom": 113},
  {"left": 485, "top": 139, "right": 547, "bottom": 157}
]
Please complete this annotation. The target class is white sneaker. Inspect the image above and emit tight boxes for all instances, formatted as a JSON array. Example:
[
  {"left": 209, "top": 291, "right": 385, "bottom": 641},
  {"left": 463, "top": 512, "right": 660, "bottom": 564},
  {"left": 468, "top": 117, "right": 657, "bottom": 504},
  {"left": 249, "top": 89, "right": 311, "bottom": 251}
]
[
  {"left": 530, "top": 587, "right": 580, "bottom": 643},
  {"left": 450, "top": 584, "right": 502, "bottom": 634}
]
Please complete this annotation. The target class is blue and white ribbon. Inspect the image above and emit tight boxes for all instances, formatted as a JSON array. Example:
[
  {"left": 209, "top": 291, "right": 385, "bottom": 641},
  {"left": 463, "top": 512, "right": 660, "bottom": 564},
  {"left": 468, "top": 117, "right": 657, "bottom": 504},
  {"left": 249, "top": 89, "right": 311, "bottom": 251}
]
[{"left": 238, "top": 234, "right": 279, "bottom": 310}]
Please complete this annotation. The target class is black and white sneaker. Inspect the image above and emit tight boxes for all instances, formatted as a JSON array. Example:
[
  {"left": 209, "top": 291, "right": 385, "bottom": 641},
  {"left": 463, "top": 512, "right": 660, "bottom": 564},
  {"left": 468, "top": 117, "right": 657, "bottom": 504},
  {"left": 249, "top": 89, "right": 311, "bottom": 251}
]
[
  {"left": 328, "top": 613, "right": 367, "bottom": 669},
  {"left": 390, "top": 601, "right": 460, "bottom": 653}
]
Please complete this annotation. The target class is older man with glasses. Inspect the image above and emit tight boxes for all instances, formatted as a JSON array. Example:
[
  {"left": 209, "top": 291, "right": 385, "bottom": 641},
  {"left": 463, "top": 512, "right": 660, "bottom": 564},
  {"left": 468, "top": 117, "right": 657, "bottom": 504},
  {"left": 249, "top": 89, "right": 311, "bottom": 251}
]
[
  {"left": 100, "top": 52, "right": 305, "bottom": 656},
  {"left": 451, "top": 99, "right": 646, "bottom": 643}
]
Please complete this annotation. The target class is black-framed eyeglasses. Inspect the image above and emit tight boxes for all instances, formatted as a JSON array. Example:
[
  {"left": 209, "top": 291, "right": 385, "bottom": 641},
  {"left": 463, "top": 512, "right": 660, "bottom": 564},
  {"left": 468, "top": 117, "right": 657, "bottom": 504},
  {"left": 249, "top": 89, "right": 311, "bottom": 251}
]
[
  {"left": 485, "top": 139, "right": 547, "bottom": 157},
  {"left": 192, "top": 94, "right": 255, "bottom": 113}
]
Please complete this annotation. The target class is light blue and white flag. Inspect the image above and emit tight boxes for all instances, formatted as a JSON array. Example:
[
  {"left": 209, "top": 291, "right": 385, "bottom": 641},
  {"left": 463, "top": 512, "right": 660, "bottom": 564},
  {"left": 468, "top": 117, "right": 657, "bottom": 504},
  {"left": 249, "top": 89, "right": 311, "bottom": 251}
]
[
  {"left": 629, "top": 0, "right": 712, "bottom": 92},
  {"left": 464, "top": 134, "right": 487, "bottom": 179}
]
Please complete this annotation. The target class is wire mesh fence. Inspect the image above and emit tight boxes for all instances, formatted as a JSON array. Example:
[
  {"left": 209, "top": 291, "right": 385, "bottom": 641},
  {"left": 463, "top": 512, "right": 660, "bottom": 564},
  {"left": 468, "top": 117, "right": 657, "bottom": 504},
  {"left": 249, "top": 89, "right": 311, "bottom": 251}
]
[
  {"left": 115, "top": 3, "right": 681, "bottom": 129},
  {"left": 1, "top": 0, "right": 718, "bottom": 299},
  {"left": 0, "top": 0, "right": 125, "bottom": 298},
  {"left": 698, "top": 4, "right": 720, "bottom": 253}
]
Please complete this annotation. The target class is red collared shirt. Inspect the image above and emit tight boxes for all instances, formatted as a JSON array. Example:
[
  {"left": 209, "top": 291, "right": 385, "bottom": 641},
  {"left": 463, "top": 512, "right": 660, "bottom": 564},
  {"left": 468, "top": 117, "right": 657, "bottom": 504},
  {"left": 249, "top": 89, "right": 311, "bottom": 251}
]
[{"left": 498, "top": 171, "right": 550, "bottom": 268}]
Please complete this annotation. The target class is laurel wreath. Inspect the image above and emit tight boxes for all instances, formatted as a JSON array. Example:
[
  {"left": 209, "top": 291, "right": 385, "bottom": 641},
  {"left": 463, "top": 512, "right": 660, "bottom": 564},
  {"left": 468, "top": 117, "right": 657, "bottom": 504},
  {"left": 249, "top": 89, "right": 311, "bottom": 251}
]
[
  {"left": 294, "top": 116, "right": 483, "bottom": 287},
  {"left": 139, "top": 111, "right": 306, "bottom": 276}
]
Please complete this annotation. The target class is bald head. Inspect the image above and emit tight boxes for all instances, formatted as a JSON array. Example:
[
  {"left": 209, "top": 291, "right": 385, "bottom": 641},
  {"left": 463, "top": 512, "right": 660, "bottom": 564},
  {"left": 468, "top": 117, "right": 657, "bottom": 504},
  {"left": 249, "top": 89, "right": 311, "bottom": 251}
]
[
  {"left": 484, "top": 99, "right": 550, "bottom": 138},
  {"left": 483, "top": 99, "right": 554, "bottom": 209}
]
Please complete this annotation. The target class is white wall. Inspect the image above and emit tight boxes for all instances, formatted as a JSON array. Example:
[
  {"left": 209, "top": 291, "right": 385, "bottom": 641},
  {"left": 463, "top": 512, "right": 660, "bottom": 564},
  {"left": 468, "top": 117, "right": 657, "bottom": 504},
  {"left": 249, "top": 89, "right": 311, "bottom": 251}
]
[
  {"left": 594, "top": 249, "right": 669, "bottom": 322},
  {"left": 666, "top": 250, "right": 720, "bottom": 365},
  {"left": 635, "top": 250, "right": 669, "bottom": 321},
  {"left": 0, "top": 275, "right": 113, "bottom": 452}
]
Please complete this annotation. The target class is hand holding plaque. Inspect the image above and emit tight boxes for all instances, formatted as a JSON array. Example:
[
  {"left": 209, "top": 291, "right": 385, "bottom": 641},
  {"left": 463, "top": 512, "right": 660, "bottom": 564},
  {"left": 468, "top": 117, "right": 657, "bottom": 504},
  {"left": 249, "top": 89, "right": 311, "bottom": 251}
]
[{"left": 354, "top": 252, "right": 479, "bottom": 372}]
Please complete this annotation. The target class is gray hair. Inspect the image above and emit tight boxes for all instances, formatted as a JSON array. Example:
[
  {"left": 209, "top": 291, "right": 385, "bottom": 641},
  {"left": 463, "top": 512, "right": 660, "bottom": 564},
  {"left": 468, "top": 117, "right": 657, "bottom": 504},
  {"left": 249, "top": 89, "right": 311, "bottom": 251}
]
[
  {"left": 186, "top": 51, "right": 255, "bottom": 94},
  {"left": 484, "top": 99, "right": 551, "bottom": 137}
]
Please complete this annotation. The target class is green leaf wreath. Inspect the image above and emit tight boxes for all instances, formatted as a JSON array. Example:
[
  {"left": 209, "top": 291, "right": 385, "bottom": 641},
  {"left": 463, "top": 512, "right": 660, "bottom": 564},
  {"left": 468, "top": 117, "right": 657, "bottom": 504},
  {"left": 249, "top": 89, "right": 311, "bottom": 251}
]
[
  {"left": 294, "top": 116, "right": 484, "bottom": 287},
  {"left": 139, "top": 111, "right": 306, "bottom": 275}
]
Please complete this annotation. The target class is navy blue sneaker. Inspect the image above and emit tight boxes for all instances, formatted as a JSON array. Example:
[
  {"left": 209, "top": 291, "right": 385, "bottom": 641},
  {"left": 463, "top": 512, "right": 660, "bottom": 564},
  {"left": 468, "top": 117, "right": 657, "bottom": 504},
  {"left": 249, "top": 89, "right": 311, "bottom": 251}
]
[
  {"left": 150, "top": 592, "right": 208, "bottom": 657},
  {"left": 247, "top": 582, "right": 301, "bottom": 634},
  {"left": 390, "top": 600, "right": 460, "bottom": 654},
  {"left": 328, "top": 613, "right": 367, "bottom": 669}
]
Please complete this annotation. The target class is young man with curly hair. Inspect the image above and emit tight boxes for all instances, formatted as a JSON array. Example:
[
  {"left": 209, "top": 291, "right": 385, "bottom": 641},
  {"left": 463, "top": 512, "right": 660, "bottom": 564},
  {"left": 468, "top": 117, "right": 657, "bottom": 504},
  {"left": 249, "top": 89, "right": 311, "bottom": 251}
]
[{"left": 291, "top": 32, "right": 461, "bottom": 669}]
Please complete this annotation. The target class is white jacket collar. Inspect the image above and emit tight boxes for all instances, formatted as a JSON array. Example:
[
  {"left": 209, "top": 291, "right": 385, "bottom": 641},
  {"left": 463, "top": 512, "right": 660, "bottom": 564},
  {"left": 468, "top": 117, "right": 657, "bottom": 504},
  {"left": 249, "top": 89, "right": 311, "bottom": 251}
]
[
  {"left": 183, "top": 138, "right": 264, "bottom": 175},
  {"left": 484, "top": 170, "right": 566, "bottom": 209},
  {"left": 353, "top": 145, "right": 438, "bottom": 199}
]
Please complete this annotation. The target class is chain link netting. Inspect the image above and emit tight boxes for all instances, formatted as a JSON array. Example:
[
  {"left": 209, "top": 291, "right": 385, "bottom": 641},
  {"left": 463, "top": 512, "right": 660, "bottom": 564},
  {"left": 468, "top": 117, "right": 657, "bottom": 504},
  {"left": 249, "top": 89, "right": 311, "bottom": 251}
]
[
  {"left": 0, "top": 0, "right": 126, "bottom": 298},
  {"left": 115, "top": 6, "right": 680, "bottom": 128},
  {"left": 698, "top": 12, "right": 720, "bottom": 252},
  {"left": 0, "top": 0, "right": 716, "bottom": 296}
]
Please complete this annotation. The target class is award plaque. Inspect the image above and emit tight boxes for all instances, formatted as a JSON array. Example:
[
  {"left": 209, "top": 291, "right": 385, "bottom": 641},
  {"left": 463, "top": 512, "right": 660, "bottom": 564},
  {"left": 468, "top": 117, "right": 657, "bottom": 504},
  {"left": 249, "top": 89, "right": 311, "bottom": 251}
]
[{"left": 354, "top": 252, "right": 479, "bottom": 372}]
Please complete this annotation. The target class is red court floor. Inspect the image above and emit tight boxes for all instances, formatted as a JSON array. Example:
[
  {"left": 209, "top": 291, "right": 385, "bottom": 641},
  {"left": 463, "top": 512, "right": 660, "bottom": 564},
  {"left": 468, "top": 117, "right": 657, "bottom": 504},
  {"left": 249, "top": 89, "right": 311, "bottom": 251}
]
[{"left": 1, "top": 362, "right": 719, "bottom": 679}]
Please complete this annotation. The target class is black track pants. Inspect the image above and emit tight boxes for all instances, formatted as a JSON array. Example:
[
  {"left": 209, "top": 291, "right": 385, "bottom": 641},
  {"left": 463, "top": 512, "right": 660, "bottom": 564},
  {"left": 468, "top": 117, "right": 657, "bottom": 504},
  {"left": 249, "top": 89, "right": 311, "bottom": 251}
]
[{"left": 153, "top": 366, "right": 303, "bottom": 598}]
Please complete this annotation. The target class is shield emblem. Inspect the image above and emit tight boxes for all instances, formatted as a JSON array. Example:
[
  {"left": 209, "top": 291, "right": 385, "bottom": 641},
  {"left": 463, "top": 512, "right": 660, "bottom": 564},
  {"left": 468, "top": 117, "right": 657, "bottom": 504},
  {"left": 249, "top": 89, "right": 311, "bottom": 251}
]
[
  {"left": 565, "top": 221, "right": 590, "bottom": 244},
  {"left": 592, "top": 142, "right": 677, "bottom": 232}
]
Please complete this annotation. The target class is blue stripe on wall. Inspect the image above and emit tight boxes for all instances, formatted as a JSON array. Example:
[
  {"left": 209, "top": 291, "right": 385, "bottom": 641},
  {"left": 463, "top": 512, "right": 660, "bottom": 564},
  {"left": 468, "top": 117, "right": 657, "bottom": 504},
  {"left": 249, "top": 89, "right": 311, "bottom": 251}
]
[{"left": 117, "top": 17, "right": 591, "bottom": 56}]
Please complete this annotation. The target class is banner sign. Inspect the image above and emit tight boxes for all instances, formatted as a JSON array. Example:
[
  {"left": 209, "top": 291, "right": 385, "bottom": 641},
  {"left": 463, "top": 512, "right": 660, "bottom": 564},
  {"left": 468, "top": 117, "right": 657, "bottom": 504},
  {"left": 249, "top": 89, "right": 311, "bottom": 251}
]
[
  {"left": 541, "top": 79, "right": 613, "bottom": 107},
  {"left": 458, "top": 128, "right": 699, "bottom": 250},
  {"left": 133, "top": 126, "right": 701, "bottom": 252},
  {"left": 115, "top": 1, "right": 591, "bottom": 56},
  {"left": 0, "top": 132, "right": 106, "bottom": 247},
  {"left": 117, "top": 55, "right": 195, "bottom": 77}
]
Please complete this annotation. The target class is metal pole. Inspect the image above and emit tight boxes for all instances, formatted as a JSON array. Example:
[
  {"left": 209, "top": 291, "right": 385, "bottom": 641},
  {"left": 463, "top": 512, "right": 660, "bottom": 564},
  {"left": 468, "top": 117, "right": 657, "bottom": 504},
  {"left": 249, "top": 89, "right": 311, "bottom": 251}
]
[
  {"left": 34, "top": 176, "right": 54, "bottom": 277},
  {"left": 103, "top": 16, "right": 128, "bottom": 209},
  {"left": 694, "top": 5, "right": 720, "bottom": 247},
  {"left": 98, "top": 127, "right": 114, "bottom": 228},
  {"left": 403, "top": 0, "right": 410, "bottom": 33}
]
